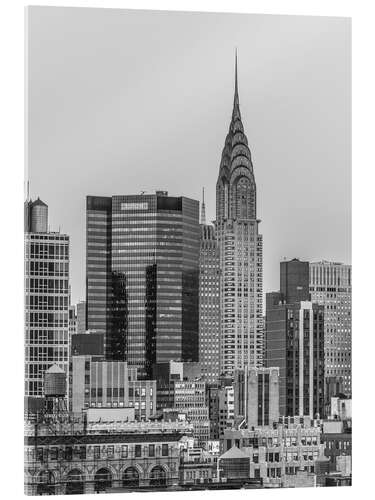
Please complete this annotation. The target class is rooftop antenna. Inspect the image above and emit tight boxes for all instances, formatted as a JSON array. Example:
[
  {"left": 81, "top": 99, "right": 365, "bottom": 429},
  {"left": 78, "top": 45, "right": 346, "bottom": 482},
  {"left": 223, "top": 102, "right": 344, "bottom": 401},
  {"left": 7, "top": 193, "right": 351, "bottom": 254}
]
[{"left": 200, "top": 187, "right": 206, "bottom": 225}]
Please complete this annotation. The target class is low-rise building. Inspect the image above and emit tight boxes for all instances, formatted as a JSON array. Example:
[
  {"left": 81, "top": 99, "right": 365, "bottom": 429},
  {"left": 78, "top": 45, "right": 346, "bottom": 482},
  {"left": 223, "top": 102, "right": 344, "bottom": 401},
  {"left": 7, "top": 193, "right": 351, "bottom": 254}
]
[
  {"left": 24, "top": 417, "right": 194, "bottom": 495},
  {"left": 71, "top": 356, "right": 156, "bottom": 420},
  {"left": 221, "top": 416, "right": 325, "bottom": 486},
  {"left": 179, "top": 447, "right": 217, "bottom": 485}
]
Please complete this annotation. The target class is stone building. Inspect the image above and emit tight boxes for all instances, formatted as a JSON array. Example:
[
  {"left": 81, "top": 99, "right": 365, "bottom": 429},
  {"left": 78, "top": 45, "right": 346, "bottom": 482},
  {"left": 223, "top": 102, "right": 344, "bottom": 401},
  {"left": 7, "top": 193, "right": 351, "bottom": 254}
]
[
  {"left": 24, "top": 418, "right": 193, "bottom": 495},
  {"left": 221, "top": 416, "right": 325, "bottom": 485}
]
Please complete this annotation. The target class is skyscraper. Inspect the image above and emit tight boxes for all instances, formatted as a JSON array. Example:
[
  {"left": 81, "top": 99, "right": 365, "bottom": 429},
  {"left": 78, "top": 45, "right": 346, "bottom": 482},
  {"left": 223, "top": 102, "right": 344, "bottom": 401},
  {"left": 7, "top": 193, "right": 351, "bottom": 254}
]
[
  {"left": 86, "top": 192, "right": 200, "bottom": 377},
  {"left": 266, "top": 295, "right": 325, "bottom": 419},
  {"left": 309, "top": 261, "right": 352, "bottom": 396},
  {"left": 199, "top": 190, "right": 220, "bottom": 384},
  {"left": 25, "top": 198, "right": 70, "bottom": 403},
  {"left": 216, "top": 53, "right": 263, "bottom": 375}
]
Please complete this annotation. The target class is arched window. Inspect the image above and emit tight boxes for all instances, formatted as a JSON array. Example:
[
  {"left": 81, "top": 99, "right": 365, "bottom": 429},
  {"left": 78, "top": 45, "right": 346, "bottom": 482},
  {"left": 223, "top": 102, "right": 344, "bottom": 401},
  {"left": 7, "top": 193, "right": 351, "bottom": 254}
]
[
  {"left": 36, "top": 470, "right": 55, "bottom": 496},
  {"left": 94, "top": 468, "right": 112, "bottom": 493},
  {"left": 65, "top": 469, "right": 84, "bottom": 495},
  {"left": 149, "top": 466, "right": 167, "bottom": 487},
  {"left": 122, "top": 467, "right": 140, "bottom": 488}
]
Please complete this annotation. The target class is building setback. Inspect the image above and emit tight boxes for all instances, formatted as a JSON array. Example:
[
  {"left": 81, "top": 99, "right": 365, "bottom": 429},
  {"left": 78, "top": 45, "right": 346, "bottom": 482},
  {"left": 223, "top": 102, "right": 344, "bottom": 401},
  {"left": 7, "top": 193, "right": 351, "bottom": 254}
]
[
  {"left": 24, "top": 198, "right": 70, "bottom": 402},
  {"left": 86, "top": 192, "right": 200, "bottom": 377},
  {"left": 309, "top": 261, "right": 351, "bottom": 396},
  {"left": 215, "top": 54, "right": 263, "bottom": 376}
]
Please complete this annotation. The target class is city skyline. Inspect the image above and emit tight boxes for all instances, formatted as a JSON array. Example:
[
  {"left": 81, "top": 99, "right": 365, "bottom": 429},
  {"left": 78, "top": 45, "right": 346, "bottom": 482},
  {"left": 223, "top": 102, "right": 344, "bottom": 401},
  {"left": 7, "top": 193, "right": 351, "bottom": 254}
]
[
  {"left": 24, "top": 7, "right": 352, "bottom": 494},
  {"left": 27, "top": 7, "right": 351, "bottom": 305}
]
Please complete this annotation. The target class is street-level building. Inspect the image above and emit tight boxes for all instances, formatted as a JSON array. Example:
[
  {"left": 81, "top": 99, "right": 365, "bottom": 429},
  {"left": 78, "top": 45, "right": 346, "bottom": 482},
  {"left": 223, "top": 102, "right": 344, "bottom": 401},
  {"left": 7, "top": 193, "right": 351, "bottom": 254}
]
[{"left": 24, "top": 418, "right": 193, "bottom": 495}]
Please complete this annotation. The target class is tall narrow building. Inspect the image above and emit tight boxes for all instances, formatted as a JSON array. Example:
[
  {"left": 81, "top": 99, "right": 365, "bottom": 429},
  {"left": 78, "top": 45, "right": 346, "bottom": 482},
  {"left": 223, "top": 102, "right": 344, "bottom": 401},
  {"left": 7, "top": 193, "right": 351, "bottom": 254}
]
[
  {"left": 25, "top": 198, "right": 70, "bottom": 404},
  {"left": 86, "top": 192, "right": 200, "bottom": 377},
  {"left": 216, "top": 54, "right": 263, "bottom": 376},
  {"left": 199, "top": 189, "right": 220, "bottom": 384},
  {"left": 309, "top": 261, "right": 352, "bottom": 396}
]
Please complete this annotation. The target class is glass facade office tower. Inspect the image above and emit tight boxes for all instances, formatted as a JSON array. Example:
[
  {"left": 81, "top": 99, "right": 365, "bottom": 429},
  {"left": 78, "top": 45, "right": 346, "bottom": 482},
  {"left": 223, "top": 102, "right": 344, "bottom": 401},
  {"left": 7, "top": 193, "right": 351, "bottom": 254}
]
[
  {"left": 216, "top": 54, "right": 263, "bottom": 375},
  {"left": 25, "top": 199, "right": 70, "bottom": 401},
  {"left": 86, "top": 192, "right": 200, "bottom": 378},
  {"left": 199, "top": 223, "right": 220, "bottom": 383},
  {"left": 309, "top": 261, "right": 352, "bottom": 396}
]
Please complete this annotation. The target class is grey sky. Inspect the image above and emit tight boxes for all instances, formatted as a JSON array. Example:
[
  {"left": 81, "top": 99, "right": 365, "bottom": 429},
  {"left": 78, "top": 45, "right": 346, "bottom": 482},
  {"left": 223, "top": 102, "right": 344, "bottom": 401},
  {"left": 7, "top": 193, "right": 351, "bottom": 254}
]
[{"left": 27, "top": 7, "right": 351, "bottom": 305}]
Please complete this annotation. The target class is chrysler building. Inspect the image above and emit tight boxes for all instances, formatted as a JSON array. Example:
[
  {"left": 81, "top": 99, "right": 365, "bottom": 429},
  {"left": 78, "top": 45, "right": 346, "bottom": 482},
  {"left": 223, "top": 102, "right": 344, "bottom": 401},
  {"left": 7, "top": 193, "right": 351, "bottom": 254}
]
[{"left": 216, "top": 53, "right": 264, "bottom": 376}]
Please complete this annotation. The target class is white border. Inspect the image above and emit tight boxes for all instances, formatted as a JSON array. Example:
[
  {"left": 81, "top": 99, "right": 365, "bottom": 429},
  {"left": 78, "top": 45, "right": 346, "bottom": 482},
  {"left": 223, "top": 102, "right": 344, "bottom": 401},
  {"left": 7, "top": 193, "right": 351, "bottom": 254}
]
[{"left": 0, "top": 1, "right": 373, "bottom": 499}]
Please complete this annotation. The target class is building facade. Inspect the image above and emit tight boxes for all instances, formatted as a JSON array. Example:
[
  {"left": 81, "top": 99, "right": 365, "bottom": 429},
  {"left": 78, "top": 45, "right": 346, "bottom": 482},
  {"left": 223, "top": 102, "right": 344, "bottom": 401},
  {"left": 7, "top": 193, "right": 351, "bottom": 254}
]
[
  {"left": 173, "top": 380, "right": 210, "bottom": 445},
  {"left": 71, "top": 356, "right": 156, "bottom": 420},
  {"left": 24, "top": 419, "right": 193, "bottom": 495},
  {"left": 218, "top": 385, "right": 235, "bottom": 437},
  {"left": 234, "top": 367, "right": 279, "bottom": 428},
  {"left": 25, "top": 198, "right": 70, "bottom": 402},
  {"left": 266, "top": 296, "right": 325, "bottom": 418},
  {"left": 215, "top": 54, "right": 263, "bottom": 376},
  {"left": 86, "top": 193, "right": 200, "bottom": 376},
  {"left": 199, "top": 223, "right": 220, "bottom": 384},
  {"left": 222, "top": 416, "right": 325, "bottom": 484},
  {"left": 309, "top": 261, "right": 352, "bottom": 395}
]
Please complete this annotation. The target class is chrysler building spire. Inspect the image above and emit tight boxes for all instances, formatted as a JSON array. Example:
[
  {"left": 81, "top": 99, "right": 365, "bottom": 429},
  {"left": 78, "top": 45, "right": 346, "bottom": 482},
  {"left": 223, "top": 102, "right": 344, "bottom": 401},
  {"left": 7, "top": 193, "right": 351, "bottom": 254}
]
[{"left": 215, "top": 52, "right": 264, "bottom": 376}]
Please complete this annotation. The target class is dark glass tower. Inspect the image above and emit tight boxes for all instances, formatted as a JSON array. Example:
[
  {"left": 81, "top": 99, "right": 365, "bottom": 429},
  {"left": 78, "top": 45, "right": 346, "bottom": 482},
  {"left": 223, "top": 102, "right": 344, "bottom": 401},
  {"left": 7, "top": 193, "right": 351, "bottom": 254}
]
[
  {"left": 280, "top": 258, "right": 310, "bottom": 304},
  {"left": 86, "top": 192, "right": 200, "bottom": 377}
]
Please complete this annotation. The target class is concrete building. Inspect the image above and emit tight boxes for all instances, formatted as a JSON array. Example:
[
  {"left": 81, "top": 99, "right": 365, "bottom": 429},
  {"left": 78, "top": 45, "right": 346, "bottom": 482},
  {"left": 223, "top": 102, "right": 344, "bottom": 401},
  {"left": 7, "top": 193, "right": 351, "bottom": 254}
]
[
  {"left": 321, "top": 420, "right": 352, "bottom": 473},
  {"left": 24, "top": 418, "right": 193, "bottom": 495},
  {"left": 215, "top": 54, "right": 263, "bottom": 376},
  {"left": 309, "top": 261, "right": 352, "bottom": 395},
  {"left": 234, "top": 366, "right": 279, "bottom": 427},
  {"left": 218, "top": 385, "right": 235, "bottom": 436},
  {"left": 199, "top": 202, "right": 220, "bottom": 384},
  {"left": 179, "top": 446, "right": 217, "bottom": 485},
  {"left": 25, "top": 198, "right": 70, "bottom": 403},
  {"left": 222, "top": 416, "right": 325, "bottom": 485},
  {"left": 71, "top": 356, "right": 156, "bottom": 420},
  {"left": 86, "top": 192, "right": 200, "bottom": 376},
  {"left": 173, "top": 379, "right": 210, "bottom": 445}
]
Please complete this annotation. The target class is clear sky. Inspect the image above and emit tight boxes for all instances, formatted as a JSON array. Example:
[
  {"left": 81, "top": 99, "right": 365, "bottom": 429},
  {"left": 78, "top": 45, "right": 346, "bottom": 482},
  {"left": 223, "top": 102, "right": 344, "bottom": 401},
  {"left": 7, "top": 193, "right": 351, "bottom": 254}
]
[{"left": 27, "top": 7, "right": 351, "bottom": 305}]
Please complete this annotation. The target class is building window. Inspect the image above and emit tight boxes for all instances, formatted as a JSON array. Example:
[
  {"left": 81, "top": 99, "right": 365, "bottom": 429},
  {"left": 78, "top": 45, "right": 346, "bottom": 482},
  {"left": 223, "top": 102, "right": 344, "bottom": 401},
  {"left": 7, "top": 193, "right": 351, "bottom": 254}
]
[
  {"left": 135, "top": 445, "right": 142, "bottom": 458},
  {"left": 162, "top": 444, "right": 168, "bottom": 457},
  {"left": 107, "top": 446, "right": 114, "bottom": 458},
  {"left": 121, "top": 445, "right": 128, "bottom": 458},
  {"left": 149, "top": 444, "right": 155, "bottom": 457},
  {"left": 94, "top": 446, "right": 100, "bottom": 459}
]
